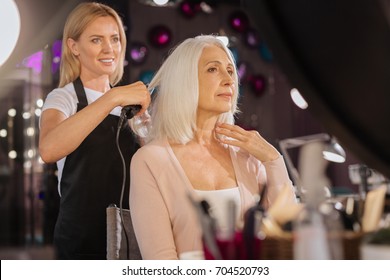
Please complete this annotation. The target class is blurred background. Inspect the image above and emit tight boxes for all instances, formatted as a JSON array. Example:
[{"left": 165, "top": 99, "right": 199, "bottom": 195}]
[{"left": 1, "top": 0, "right": 387, "bottom": 259}]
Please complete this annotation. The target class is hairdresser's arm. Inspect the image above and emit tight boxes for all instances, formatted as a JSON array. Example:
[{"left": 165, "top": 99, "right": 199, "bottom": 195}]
[
  {"left": 39, "top": 82, "right": 150, "bottom": 163},
  {"left": 130, "top": 151, "right": 179, "bottom": 260}
]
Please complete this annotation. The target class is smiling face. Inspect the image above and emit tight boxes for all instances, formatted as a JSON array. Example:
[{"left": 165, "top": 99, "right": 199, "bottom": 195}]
[
  {"left": 67, "top": 16, "right": 122, "bottom": 81},
  {"left": 197, "top": 45, "right": 236, "bottom": 117}
]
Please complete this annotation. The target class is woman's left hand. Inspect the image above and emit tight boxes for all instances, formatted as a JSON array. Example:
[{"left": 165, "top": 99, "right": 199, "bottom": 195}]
[{"left": 215, "top": 122, "right": 280, "bottom": 162}]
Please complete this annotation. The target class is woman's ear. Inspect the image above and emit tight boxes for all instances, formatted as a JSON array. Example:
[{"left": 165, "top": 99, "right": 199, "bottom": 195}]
[{"left": 67, "top": 38, "right": 79, "bottom": 56}]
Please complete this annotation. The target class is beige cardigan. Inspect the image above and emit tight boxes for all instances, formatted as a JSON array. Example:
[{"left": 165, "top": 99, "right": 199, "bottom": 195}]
[{"left": 130, "top": 138, "right": 295, "bottom": 260}]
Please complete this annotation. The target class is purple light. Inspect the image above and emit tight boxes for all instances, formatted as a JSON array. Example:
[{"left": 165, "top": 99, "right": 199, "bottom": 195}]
[
  {"left": 244, "top": 29, "right": 261, "bottom": 48},
  {"left": 228, "top": 11, "right": 249, "bottom": 33},
  {"left": 51, "top": 40, "right": 62, "bottom": 73},
  {"left": 237, "top": 62, "right": 249, "bottom": 80},
  {"left": 180, "top": 1, "right": 199, "bottom": 18},
  {"left": 18, "top": 40, "right": 62, "bottom": 74},
  {"left": 158, "top": 34, "right": 169, "bottom": 45},
  {"left": 233, "top": 19, "right": 241, "bottom": 28},
  {"left": 129, "top": 42, "right": 149, "bottom": 65},
  {"left": 131, "top": 47, "right": 146, "bottom": 60},
  {"left": 148, "top": 25, "right": 172, "bottom": 48},
  {"left": 23, "top": 51, "right": 43, "bottom": 73},
  {"left": 249, "top": 74, "right": 267, "bottom": 96}
]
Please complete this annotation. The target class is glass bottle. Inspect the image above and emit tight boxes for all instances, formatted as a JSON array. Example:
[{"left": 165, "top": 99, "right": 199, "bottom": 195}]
[{"left": 293, "top": 185, "right": 344, "bottom": 259}]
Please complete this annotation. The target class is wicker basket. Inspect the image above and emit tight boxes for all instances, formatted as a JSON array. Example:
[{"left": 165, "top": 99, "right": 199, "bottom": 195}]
[
  {"left": 260, "top": 231, "right": 363, "bottom": 260},
  {"left": 261, "top": 235, "right": 293, "bottom": 260}
]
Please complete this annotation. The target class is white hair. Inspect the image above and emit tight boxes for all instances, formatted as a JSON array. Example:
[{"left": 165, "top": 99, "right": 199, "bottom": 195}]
[{"left": 133, "top": 35, "right": 240, "bottom": 144}]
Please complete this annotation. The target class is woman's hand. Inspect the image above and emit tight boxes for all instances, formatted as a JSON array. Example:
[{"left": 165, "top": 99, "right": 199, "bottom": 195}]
[
  {"left": 215, "top": 122, "right": 280, "bottom": 162},
  {"left": 107, "top": 81, "right": 151, "bottom": 116}
]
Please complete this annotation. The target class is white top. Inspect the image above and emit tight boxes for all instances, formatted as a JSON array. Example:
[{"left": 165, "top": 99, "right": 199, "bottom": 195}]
[
  {"left": 40, "top": 82, "right": 122, "bottom": 195},
  {"left": 194, "top": 187, "right": 241, "bottom": 238}
]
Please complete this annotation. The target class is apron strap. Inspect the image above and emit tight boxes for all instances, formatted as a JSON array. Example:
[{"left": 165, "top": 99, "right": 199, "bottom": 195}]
[{"left": 73, "top": 77, "right": 88, "bottom": 105}]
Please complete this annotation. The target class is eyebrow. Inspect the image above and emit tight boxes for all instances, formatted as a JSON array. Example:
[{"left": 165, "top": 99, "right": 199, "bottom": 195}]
[
  {"left": 205, "top": 60, "right": 234, "bottom": 67},
  {"left": 88, "top": 34, "right": 119, "bottom": 38}
]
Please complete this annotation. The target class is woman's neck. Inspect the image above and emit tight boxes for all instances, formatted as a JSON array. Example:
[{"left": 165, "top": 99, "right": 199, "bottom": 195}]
[
  {"left": 194, "top": 115, "right": 219, "bottom": 146},
  {"left": 79, "top": 74, "right": 110, "bottom": 93}
]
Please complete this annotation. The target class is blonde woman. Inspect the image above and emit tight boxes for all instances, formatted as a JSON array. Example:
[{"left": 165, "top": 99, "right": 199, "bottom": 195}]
[{"left": 39, "top": 2, "right": 150, "bottom": 259}]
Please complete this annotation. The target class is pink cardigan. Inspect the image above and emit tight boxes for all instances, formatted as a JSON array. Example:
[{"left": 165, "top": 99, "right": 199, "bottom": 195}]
[{"left": 130, "top": 138, "right": 295, "bottom": 260}]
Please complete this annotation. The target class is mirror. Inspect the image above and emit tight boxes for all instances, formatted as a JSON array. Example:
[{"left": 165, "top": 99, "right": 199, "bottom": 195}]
[{"left": 243, "top": 0, "right": 390, "bottom": 180}]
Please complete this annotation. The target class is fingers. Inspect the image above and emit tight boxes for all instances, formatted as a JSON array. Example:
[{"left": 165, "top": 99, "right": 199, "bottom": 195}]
[
  {"left": 139, "top": 91, "right": 151, "bottom": 116},
  {"left": 116, "top": 82, "right": 151, "bottom": 115},
  {"left": 216, "top": 123, "right": 280, "bottom": 162},
  {"left": 133, "top": 82, "right": 151, "bottom": 107},
  {"left": 215, "top": 122, "right": 253, "bottom": 142},
  {"left": 216, "top": 122, "right": 245, "bottom": 133},
  {"left": 137, "top": 104, "right": 149, "bottom": 116}
]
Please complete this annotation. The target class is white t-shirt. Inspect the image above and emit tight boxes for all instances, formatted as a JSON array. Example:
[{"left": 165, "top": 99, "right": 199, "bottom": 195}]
[
  {"left": 40, "top": 82, "right": 122, "bottom": 195},
  {"left": 194, "top": 187, "right": 241, "bottom": 238}
]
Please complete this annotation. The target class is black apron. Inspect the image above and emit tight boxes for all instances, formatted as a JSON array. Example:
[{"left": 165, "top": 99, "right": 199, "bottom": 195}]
[{"left": 53, "top": 78, "right": 139, "bottom": 259}]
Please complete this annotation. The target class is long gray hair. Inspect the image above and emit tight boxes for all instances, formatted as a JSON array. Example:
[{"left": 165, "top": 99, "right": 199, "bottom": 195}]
[{"left": 133, "top": 35, "right": 240, "bottom": 144}]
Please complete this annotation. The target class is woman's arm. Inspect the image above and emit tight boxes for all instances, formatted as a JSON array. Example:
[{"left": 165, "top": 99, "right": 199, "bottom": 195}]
[
  {"left": 130, "top": 151, "right": 179, "bottom": 260},
  {"left": 39, "top": 82, "right": 150, "bottom": 163},
  {"left": 261, "top": 156, "right": 297, "bottom": 206},
  {"left": 215, "top": 123, "right": 296, "bottom": 205}
]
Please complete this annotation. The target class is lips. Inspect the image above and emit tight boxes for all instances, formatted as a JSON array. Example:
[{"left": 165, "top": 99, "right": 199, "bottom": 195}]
[
  {"left": 99, "top": 58, "right": 114, "bottom": 63},
  {"left": 217, "top": 93, "right": 232, "bottom": 98}
]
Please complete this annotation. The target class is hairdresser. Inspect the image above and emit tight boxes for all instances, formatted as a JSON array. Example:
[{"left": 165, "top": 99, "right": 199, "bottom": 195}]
[{"left": 39, "top": 2, "right": 150, "bottom": 259}]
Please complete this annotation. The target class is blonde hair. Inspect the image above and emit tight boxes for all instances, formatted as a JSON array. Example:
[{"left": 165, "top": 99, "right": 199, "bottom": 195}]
[
  {"left": 135, "top": 35, "right": 240, "bottom": 144},
  {"left": 59, "top": 2, "right": 126, "bottom": 87}
]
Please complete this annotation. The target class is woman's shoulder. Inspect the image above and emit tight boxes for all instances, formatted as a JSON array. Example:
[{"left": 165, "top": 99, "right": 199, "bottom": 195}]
[
  {"left": 48, "top": 82, "right": 75, "bottom": 93},
  {"left": 133, "top": 139, "right": 169, "bottom": 160},
  {"left": 42, "top": 83, "right": 77, "bottom": 117},
  {"left": 45, "top": 83, "right": 76, "bottom": 102}
]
